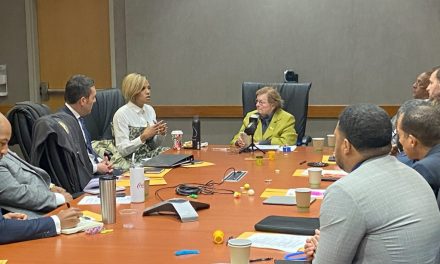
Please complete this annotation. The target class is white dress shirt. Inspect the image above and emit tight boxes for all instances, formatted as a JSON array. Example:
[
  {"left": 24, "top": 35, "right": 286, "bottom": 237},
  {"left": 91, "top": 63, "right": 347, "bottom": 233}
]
[
  {"left": 64, "top": 103, "right": 100, "bottom": 173},
  {"left": 112, "top": 101, "right": 164, "bottom": 157}
]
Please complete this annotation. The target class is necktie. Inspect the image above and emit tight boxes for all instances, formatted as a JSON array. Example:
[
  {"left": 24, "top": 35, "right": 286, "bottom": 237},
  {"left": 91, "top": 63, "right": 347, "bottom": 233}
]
[{"left": 79, "top": 117, "right": 99, "bottom": 163}]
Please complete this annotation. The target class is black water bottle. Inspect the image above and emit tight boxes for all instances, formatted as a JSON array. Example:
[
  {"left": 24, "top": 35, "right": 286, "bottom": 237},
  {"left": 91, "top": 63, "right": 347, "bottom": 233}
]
[{"left": 192, "top": 116, "right": 201, "bottom": 150}]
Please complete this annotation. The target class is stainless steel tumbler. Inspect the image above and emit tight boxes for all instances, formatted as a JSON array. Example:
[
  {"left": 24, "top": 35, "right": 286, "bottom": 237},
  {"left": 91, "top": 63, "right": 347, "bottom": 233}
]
[{"left": 99, "top": 175, "right": 117, "bottom": 224}]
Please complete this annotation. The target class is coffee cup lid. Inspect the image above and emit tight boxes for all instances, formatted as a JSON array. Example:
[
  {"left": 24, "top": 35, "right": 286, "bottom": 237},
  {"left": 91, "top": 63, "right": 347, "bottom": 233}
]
[
  {"left": 171, "top": 130, "right": 183, "bottom": 135},
  {"left": 295, "top": 188, "right": 312, "bottom": 193},
  {"left": 227, "top": 238, "right": 252, "bottom": 247}
]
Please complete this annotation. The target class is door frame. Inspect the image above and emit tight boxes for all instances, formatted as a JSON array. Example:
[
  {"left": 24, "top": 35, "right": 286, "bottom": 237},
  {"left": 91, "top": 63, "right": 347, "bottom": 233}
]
[{"left": 24, "top": 0, "right": 116, "bottom": 102}]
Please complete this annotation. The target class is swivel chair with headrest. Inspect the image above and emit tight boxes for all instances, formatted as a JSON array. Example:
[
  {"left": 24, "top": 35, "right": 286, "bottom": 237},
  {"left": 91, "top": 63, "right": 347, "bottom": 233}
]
[
  {"left": 242, "top": 82, "right": 312, "bottom": 146},
  {"left": 84, "top": 88, "right": 125, "bottom": 141},
  {"left": 6, "top": 101, "right": 51, "bottom": 162}
]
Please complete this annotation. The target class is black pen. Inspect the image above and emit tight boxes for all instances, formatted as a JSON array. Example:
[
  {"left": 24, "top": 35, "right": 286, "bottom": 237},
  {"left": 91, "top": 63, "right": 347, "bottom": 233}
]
[
  {"left": 250, "top": 257, "right": 273, "bottom": 262},
  {"left": 299, "top": 160, "right": 307, "bottom": 165}
]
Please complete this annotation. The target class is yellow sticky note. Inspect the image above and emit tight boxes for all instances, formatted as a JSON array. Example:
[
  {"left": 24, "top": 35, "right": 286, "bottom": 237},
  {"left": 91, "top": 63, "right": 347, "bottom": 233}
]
[
  {"left": 150, "top": 177, "right": 167, "bottom": 185},
  {"left": 82, "top": 210, "right": 102, "bottom": 222},
  {"left": 117, "top": 177, "right": 167, "bottom": 187},
  {"left": 322, "top": 155, "right": 336, "bottom": 165},
  {"left": 116, "top": 179, "right": 130, "bottom": 187},
  {"left": 292, "top": 169, "right": 306, "bottom": 177},
  {"left": 181, "top": 161, "right": 215, "bottom": 168},
  {"left": 237, "top": 232, "right": 255, "bottom": 239},
  {"left": 0, "top": 260, "right": 8, "bottom": 264},
  {"left": 147, "top": 168, "right": 172, "bottom": 178},
  {"left": 260, "top": 188, "right": 288, "bottom": 198}
]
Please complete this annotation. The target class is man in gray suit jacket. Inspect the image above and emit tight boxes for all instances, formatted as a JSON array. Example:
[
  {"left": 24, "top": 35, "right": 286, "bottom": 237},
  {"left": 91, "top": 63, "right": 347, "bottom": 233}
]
[
  {"left": 305, "top": 104, "right": 440, "bottom": 264},
  {"left": 0, "top": 113, "right": 72, "bottom": 217}
]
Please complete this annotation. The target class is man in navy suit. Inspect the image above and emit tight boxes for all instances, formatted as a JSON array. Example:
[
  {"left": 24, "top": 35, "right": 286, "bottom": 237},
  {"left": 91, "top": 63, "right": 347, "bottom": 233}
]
[
  {"left": 0, "top": 113, "right": 82, "bottom": 244},
  {"left": 0, "top": 208, "right": 81, "bottom": 244},
  {"left": 60, "top": 74, "right": 112, "bottom": 175},
  {"left": 396, "top": 103, "right": 440, "bottom": 199}
]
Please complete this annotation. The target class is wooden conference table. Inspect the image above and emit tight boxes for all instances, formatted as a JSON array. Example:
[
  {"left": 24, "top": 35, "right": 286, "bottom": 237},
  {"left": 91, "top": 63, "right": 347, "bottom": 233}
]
[{"left": 0, "top": 145, "right": 336, "bottom": 263}]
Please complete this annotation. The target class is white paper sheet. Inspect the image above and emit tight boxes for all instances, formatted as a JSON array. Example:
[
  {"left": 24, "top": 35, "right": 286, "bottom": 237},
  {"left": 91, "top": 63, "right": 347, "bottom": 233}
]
[
  {"left": 78, "top": 195, "right": 132, "bottom": 205},
  {"left": 247, "top": 233, "right": 308, "bottom": 252}
]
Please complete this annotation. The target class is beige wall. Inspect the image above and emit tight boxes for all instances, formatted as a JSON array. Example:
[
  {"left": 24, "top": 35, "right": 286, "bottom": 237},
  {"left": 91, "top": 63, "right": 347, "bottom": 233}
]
[{"left": 1, "top": 0, "right": 439, "bottom": 144}]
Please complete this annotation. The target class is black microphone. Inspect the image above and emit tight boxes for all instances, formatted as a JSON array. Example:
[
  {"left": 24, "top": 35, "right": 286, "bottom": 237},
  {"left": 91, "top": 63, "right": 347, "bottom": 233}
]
[{"left": 244, "top": 114, "right": 259, "bottom": 135}]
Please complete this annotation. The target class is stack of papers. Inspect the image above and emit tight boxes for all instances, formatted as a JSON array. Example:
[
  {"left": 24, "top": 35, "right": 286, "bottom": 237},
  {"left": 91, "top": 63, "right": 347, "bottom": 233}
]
[
  {"left": 83, "top": 178, "right": 126, "bottom": 194},
  {"left": 239, "top": 232, "right": 308, "bottom": 252}
]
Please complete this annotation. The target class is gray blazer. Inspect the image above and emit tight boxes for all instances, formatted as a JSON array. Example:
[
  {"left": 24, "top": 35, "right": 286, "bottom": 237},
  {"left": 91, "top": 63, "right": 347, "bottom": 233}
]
[
  {"left": 315, "top": 155, "right": 440, "bottom": 264},
  {"left": 0, "top": 151, "right": 57, "bottom": 217}
]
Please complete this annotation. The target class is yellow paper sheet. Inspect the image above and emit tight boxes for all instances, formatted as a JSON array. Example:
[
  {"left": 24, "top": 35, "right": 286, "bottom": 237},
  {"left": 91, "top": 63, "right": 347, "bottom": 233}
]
[
  {"left": 237, "top": 231, "right": 255, "bottom": 239},
  {"left": 181, "top": 161, "right": 215, "bottom": 168},
  {"left": 122, "top": 168, "right": 171, "bottom": 178},
  {"left": 292, "top": 169, "right": 306, "bottom": 177},
  {"left": 260, "top": 188, "right": 289, "bottom": 198},
  {"left": 82, "top": 210, "right": 102, "bottom": 222},
  {"left": 0, "top": 260, "right": 8, "bottom": 264},
  {"left": 322, "top": 155, "right": 336, "bottom": 165},
  {"left": 116, "top": 177, "right": 167, "bottom": 187}
]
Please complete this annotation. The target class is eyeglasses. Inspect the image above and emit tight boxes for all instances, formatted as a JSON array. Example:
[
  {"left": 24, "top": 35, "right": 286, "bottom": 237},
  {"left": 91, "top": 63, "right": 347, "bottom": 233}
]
[{"left": 255, "top": 100, "right": 268, "bottom": 105}]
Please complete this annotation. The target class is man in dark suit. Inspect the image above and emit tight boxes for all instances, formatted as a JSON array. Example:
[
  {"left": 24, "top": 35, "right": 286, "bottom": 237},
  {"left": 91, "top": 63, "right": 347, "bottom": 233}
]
[
  {"left": 396, "top": 103, "right": 440, "bottom": 199},
  {"left": 60, "top": 74, "right": 112, "bottom": 174},
  {"left": 0, "top": 208, "right": 81, "bottom": 244},
  {"left": 0, "top": 113, "right": 82, "bottom": 244}
]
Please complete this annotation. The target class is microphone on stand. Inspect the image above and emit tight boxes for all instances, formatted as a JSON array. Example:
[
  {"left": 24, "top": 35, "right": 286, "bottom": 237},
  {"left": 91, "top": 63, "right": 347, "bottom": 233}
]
[{"left": 244, "top": 114, "right": 259, "bottom": 136}]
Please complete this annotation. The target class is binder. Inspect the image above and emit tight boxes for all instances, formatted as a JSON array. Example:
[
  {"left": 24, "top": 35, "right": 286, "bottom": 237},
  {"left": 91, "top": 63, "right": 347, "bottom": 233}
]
[
  {"left": 142, "top": 154, "right": 194, "bottom": 168},
  {"left": 254, "top": 215, "right": 320, "bottom": 236}
]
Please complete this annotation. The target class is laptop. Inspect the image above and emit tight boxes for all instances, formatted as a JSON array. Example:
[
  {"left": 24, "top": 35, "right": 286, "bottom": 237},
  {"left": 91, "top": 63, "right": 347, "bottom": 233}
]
[{"left": 142, "top": 154, "right": 194, "bottom": 168}]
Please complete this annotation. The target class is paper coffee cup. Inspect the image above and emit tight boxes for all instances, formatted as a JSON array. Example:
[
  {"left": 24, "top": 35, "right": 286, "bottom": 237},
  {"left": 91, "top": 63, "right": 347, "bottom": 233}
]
[
  {"left": 308, "top": 168, "right": 322, "bottom": 188},
  {"left": 295, "top": 188, "right": 312, "bottom": 212},
  {"left": 327, "top": 134, "right": 336, "bottom": 147},
  {"left": 312, "top": 138, "right": 325, "bottom": 151},
  {"left": 171, "top": 130, "right": 183, "bottom": 150},
  {"left": 228, "top": 238, "right": 252, "bottom": 264}
]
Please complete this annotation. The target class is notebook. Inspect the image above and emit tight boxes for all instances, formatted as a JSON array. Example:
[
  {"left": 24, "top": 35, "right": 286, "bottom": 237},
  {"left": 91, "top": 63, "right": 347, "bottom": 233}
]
[
  {"left": 61, "top": 217, "right": 103, "bottom": 235},
  {"left": 255, "top": 215, "right": 320, "bottom": 236},
  {"left": 142, "top": 154, "right": 194, "bottom": 168},
  {"left": 83, "top": 177, "right": 126, "bottom": 194}
]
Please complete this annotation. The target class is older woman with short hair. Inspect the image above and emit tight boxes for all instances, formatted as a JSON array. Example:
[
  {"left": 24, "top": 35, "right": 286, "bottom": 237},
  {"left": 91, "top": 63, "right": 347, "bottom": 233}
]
[
  {"left": 113, "top": 73, "right": 168, "bottom": 162},
  {"left": 231, "top": 86, "right": 297, "bottom": 147}
]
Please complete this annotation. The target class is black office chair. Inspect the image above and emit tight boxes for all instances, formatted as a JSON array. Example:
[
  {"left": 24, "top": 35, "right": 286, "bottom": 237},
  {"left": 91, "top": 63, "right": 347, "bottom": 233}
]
[
  {"left": 6, "top": 101, "right": 51, "bottom": 162},
  {"left": 84, "top": 88, "right": 125, "bottom": 141},
  {"left": 242, "top": 82, "right": 312, "bottom": 146}
]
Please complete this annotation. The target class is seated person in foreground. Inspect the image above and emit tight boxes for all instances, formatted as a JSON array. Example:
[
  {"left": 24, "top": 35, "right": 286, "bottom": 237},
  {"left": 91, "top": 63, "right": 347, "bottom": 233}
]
[
  {"left": 304, "top": 104, "right": 440, "bottom": 264},
  {"left": 113, "top": 73, "right": 168, "bottom": 163},
  {"left": 396, "top": 103, "right": 440, "bottom": 200},
  {"left": 0, "top": 113, "right": 72, "bottom": 217},
  {"left": 231, "top": 87, "right": 297, "bottom": 147},
  {"left": 0, "top": 207, "right": 81, "bottom": 244}
]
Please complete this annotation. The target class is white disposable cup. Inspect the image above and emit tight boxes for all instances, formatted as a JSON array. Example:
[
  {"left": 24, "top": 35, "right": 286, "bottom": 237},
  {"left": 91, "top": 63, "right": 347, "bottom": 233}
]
[
  {"left": 308, "top": 168, "right": 322, "bottom": 188},
  {"left": 327, "top": 134, "right": 336, "bottom": 147},
  {"left": 295, "top": 188, "right": 312, "bottom": 212},
  {"left": 228, "top": 238, "right": 252, "bottom": 264},
  {"left": 130, "top": 166, "right": 145, "bottom": 203},
  {"left": 312, "top": 138, "right": 325, "bottom": 151},
  {"left": 119, "top": 209, "right": 138, "bottom": 229}
]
